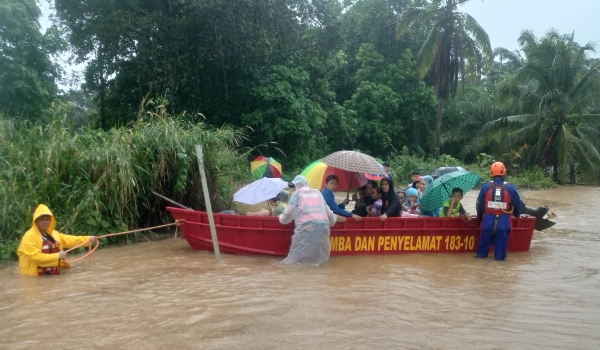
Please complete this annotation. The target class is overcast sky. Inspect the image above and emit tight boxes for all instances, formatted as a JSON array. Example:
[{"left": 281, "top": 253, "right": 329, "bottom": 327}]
[{"left": 460, "top": 0, "right": 599, "bottom": 57}]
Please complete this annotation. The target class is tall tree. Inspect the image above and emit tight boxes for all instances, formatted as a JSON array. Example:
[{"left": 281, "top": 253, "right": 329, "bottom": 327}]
[
  {"left": 0, "top": 0, "right": 62, "bottom": 119},
  {"left": 482, "top": 30, "right": 600, "bottom": 183},
  {"left": 396, "top": 0, "right": 492, "bottom": 156}
]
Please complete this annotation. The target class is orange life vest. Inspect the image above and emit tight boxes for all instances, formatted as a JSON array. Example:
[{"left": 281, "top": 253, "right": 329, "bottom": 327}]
[
  {"left": 38, "top": 235, "right": 60, "bottom": 276},
  {"left": 483, "top": 181, "right": 513, "bottom": 215}
]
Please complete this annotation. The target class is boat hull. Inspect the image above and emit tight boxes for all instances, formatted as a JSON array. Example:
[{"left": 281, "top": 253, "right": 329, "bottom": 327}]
[{"left": 167, "top": 207, "right": 536, "bottom": 256}]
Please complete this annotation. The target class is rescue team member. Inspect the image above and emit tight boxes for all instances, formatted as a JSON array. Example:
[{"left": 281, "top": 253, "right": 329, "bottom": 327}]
[
  {"left": 279, "top": 175, "right": 338, "bottom": 265},
  {"left": 17, "top": 204, "right": 97, "bottom": 276},
  {"left": 475, "top": 162, "right": 521, "bottom": 260}
]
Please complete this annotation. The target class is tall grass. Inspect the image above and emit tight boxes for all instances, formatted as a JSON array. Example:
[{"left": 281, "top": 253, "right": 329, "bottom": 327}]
[{"left": 0, "top": 101, "right": 249, "bottom": 259}]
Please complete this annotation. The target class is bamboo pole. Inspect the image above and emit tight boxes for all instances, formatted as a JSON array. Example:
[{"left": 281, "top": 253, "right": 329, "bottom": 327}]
[
  {"left": 195, "top": 145, "right": 221, "bottom": 263},
  {"left": 151, "top": 191, "right": 192, "bottom": 210}
]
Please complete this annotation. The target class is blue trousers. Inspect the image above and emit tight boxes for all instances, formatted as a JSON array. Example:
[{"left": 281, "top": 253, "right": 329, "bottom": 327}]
[{"left": 476, "top": 214, "right": 511, "bottom": 260}]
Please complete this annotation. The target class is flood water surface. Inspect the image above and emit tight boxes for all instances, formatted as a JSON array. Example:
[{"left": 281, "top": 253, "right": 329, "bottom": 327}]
[{"left": 1, "top": 186, "right": 599, "bottom": 349}]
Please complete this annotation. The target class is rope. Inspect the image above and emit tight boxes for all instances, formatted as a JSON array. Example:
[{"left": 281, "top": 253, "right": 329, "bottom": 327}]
[{"left": 64, "top": 220, "right": 184, "bottom": 264}]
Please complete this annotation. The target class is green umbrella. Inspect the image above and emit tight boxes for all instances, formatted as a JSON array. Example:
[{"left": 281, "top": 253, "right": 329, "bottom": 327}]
[{"left": 420, "top": 170, "right": 480, "bottom": 211}]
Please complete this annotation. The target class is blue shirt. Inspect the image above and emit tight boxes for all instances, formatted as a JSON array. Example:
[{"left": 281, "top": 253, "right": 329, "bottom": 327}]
[
  {"left": 321, "top": 187, "right": 353, "bottom": 217},
  {"left": 476, "top": 178, "right": 521, "bottom": 220}
]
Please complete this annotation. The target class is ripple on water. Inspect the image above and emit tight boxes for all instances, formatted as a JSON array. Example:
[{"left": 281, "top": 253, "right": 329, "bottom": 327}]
[{"left": 0, "top": 187, "right": 599, "bottom": 349}]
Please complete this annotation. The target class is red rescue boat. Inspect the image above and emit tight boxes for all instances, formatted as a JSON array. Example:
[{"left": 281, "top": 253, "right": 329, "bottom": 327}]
[{"left": 167, "top": 207, "right": 536, "bottom": 256}]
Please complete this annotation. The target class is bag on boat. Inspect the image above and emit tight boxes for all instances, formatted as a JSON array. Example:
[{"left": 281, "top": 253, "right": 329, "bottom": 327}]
[{"left": 283, "top": 220, "right": 331, "bottom": 266}]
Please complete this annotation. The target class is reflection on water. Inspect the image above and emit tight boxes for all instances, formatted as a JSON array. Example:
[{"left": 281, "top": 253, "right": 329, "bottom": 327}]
[{"left": 1, "top": 186, "right": 599, "bottom": 349}]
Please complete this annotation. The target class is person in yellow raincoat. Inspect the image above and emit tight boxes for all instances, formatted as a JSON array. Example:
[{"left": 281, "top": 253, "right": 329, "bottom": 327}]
[{"left": 17, "top": 204, "right": 97, "bottom": 276}]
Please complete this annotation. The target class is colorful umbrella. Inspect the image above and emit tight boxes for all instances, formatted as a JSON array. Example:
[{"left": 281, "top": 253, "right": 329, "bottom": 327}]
[
  {"left": 321, "top": 150, "right": 384, "bottom": 174},
  {"left": 420, "top": 170, "right": 480, "bottom": 211},
  {"left": 234, "top": 178, "right": 288, "bottom": 205},
  {"left": 301, "top": 160, "right": 368, "bottom": 191},
  {"left": 250, "top": 156, "right": 282, "bottom": 179}
]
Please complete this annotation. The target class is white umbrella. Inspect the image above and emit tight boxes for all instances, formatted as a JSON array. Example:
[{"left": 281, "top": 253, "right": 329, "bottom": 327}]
[{"left": 233, "top": 178, "right": 289, "bottom": 205}]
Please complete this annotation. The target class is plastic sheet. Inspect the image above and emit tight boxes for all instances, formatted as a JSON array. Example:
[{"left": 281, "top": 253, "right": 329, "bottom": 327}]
[
  {"left": 279, "top": 184, "right": 336, "bottom": 265},
  {"left": 283, "top": 220, "right": 331, "bottom": 265}
]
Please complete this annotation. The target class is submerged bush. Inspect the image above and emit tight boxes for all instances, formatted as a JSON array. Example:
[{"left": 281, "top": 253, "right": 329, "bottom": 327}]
[{"left": 0, "top": 102, "right": 249, "bottom": 256}]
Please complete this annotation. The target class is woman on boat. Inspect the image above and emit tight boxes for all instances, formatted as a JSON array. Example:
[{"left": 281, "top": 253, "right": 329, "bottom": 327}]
[
  {"left": 420, "top": 175, "right": 440, "bottom": 217},
  {"left": 17, "top": 204, "right": 97, "bottom": 276},
  {"left": 279, "top": 175, "right": 337, "bottom": 265},
  {"left": 379, "top": 177, "right": 401, "bottom": 221}
]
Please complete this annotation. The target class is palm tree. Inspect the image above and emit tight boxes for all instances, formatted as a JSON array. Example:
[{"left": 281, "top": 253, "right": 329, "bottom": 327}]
[
  {"left": 397, "top": 0, "right": 492, "bottom": 157},
  {"left": 482, "top": 30, "right": 600, "bottom": 183}
]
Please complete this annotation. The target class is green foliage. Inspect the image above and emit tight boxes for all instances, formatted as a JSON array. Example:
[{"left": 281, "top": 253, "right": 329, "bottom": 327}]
[
  {"left": 243, "top": 65, "right": 329, "bottom": 169},
  {"left": 387, "top": 150, "right": 464, "bottom": 185},
  {"left": 0, "top": 0, "right": 63, "bottom": 119},
  {"left": 387, "top": 150, "right": 557, "bottom": 190},
  {"left": 0, "top": 101, "right": 248, "bottom": 259},
  {"left": 345, "top": 45, "right": 437, "bottom": 157},
  {"left": 481, "top": 30, "right": 600, "bottom": 184},
  {"left": 508, "top": 167, "right": 558, "bottom": 190},
  {"left": 397, "top": 0, "right": 492, "bottom": 155}
]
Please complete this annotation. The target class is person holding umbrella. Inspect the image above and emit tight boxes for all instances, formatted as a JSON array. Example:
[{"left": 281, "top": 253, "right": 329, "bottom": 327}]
[
  {"left": 475, "top": 162, "right": 521, "bottom": 261},
  {"left": 279, "top": 175, "right": 339, "bottom": 265}
]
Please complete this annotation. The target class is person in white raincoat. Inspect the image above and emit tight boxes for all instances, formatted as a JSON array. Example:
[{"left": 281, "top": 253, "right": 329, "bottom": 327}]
[{"left": 279, "top": 175, "right": 338, "bottom": 265}]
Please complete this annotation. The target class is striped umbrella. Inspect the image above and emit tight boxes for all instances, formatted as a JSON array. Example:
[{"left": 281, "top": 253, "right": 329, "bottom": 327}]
[
  {"left": 300, "top": 160, "right": 368, "bottom": 191},
  {"left": 250, "top": 156, "right": 282, "bottom": 179}
]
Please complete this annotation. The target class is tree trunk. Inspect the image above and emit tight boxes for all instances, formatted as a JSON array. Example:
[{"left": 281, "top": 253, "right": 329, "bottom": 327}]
[
  {"left": 435, "top": 97, "right": 443, "bottom": 158},
  {"left": 569, "top": 163, "right": 576, "bottom": 184},
  {"left": 99, "top": 46, "right": 106, "bottom": 130}
]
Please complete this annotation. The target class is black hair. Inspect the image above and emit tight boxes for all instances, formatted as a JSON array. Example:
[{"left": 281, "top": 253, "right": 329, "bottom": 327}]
[
  {"left": 383, "top": 162, "right": 390, "bottom": 167},
  {"left": 451, "top": 188, "right": 463, "bottom": 195},
  {"left": 411, "top": 170, "right": 420, "bottom": 175},
  {"left": 325, "top": 175, "right": 339, "bottom": 183},
  {"left": 367, "top": 180, "right": 378, "bottom": 188},
  {"left": 372, "top": 186, "right": 382, "bottom": 195}
]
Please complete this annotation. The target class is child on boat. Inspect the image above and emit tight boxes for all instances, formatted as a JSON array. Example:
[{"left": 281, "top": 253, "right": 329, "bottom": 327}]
[
  {"left": 440, "top": 188, "right": 471, "bottom": 220},
  {"left": 369, "top": 186, "right": 383, "bottom": 217},
  {"left": 401, "top": 188, "right": 421, "bottom": 217},
  {"left": 407, "top": 171, "right": 420, "bottom": 188},
  {"left": 321, "top": 175, "right": 361, "bottom": 221}
]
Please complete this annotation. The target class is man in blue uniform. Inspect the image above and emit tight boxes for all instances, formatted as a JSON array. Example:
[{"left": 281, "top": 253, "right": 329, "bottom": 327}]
[{"left": 475, "top": 162, "right": 521, "bottom": 261}]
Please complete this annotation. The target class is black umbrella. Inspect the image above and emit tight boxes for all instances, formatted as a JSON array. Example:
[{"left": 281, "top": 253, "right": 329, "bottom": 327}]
[{"left": 429, "top": 166, "right": 467, "bottom": 179}]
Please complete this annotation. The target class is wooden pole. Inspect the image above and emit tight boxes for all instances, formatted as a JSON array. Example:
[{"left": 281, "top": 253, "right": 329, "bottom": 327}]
[
  {"left": 151, "top": 191, "right": 192, "bottom": 210},
  {"left": 195, "top": 145, "right": 221, "bottom": 263}
]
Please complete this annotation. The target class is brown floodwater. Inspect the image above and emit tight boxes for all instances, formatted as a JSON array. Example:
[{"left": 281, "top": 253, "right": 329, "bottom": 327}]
[{"left": 1, "top": 186, "right": 599, "bottom": 349}]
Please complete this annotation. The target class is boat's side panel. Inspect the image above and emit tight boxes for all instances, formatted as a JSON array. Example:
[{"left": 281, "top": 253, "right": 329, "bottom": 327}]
[{"left": 167, "top": 207, "right": 535, "bottom": 256}]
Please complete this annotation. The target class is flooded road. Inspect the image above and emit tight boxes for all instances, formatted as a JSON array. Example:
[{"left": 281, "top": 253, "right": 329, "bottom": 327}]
[{"left": 1, "top": 186, "right": 599, "bottom": 349}]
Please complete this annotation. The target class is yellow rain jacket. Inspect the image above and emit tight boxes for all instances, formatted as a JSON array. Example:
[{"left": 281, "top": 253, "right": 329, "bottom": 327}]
[{"left": 17, "top": 204, "right": 92, "bottom": 276}]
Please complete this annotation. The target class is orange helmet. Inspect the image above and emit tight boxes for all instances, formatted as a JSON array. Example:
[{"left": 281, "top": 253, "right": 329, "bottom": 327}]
[{"left": 489, "top": 162, "right": 506, "bottom": 177}]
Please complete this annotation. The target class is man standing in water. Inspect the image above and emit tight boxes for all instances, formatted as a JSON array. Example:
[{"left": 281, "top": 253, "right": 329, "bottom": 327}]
[
  {"left": 476, "top": 162, "right": 521, "bottom": 261},
  {"left": 17, "top": 204, "right": 97, "bottom": 276},
  {"left": 279, "top": 175, "right": 338, "bottom": 265}
]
